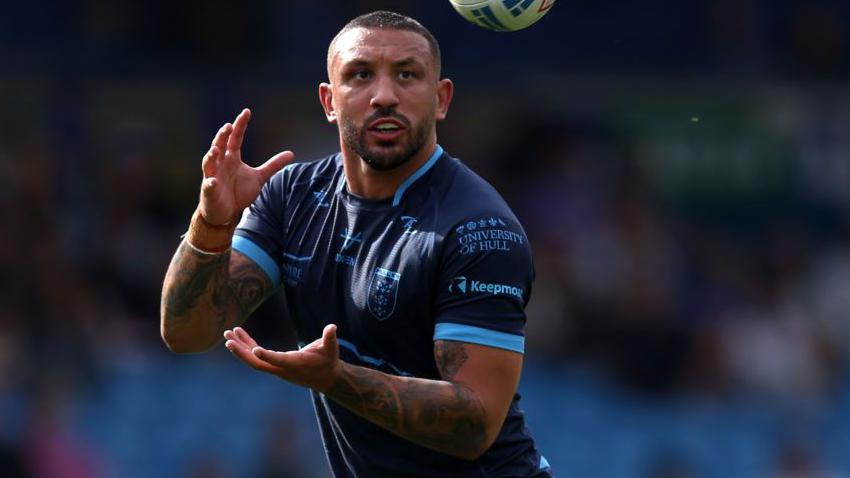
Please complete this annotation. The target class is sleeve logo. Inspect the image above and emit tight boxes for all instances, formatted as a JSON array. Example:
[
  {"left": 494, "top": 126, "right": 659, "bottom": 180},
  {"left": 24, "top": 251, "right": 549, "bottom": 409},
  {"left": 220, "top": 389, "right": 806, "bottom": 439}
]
[
  {"left": 456, "top": 217, "right": 524, "bottom": 256},
  {"left": 449, "top": 276, "right": 468, "bottom": 293},
  {"left": 449, "top": 276, "right": 524, "bottom": 300}
]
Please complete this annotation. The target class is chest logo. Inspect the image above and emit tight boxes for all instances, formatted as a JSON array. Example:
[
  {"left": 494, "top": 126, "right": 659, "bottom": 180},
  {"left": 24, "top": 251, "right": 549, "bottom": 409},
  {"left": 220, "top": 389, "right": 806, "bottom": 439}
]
[{"left": 368, "top": 267, "right": 401, "bottom": 321}]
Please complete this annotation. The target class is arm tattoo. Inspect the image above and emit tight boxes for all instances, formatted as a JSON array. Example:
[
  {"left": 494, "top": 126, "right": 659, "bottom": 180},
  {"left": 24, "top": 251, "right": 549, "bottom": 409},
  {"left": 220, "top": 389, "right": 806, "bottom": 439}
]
[
  {"left": 162, "top": 241, "right": 230, "bottom": 321},
  {"left": 328, "top": 366, "right": 402, "bottom": 431},
  {"left": 228, "top": 255, "right": 270, "bottom": 319},
  {"left": 161, "top": 241, "right": 272, "bottom": 350},
  {"left": 326, "top": 350, "right": 488, "bottom": 459},
  {"left": 435, "top": 340, "right": 469, "bottom": 381}
]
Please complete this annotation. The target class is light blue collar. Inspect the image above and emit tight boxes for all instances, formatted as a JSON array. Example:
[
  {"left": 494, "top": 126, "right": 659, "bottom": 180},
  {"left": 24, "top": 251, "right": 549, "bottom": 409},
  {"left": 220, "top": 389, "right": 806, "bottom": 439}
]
[
  {"left": 336, "top": 145, "right": 444, "bottom": 206},
  {"left": 392, "top": 144, "right": 443, "bottom": 207}
]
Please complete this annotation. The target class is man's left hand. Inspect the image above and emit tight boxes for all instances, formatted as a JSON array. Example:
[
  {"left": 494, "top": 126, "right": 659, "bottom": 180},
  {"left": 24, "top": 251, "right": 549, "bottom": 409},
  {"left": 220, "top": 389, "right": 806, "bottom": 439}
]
[{"left": 223, "top": 324, "right": 341, "bottom": 393}]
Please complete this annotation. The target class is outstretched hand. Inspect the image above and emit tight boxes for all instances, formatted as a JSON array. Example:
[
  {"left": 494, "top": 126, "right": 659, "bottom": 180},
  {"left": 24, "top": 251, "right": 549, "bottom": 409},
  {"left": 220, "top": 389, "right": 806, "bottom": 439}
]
[
  {"left": 199, "top": 108, "right": 295, "bottom": 225},
  {"left": 224, "top": 324, "right": 341, "bottom": 393}
]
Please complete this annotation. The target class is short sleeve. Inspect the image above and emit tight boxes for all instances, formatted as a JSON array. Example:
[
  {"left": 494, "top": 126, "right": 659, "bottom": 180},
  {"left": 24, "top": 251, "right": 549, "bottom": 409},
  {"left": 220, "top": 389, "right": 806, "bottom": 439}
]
[
  {"left": 232, "top": 167, "right": 291, "bottom": 287},
  {"left": 433, "top": 216, "right": 534, "bottom": 354}
]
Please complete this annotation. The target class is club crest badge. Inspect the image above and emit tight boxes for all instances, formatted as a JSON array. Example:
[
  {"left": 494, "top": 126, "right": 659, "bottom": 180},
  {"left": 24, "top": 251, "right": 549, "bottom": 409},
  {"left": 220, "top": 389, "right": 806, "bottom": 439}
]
[{"left": 367, "top": 267, "right": 401, "bottom": 321}]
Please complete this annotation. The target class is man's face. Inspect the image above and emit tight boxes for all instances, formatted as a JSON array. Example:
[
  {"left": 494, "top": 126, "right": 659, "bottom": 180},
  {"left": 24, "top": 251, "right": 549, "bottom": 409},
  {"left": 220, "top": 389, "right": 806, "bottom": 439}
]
[{"left": 322, "top": 28, "right": 450, "bottom": 171}]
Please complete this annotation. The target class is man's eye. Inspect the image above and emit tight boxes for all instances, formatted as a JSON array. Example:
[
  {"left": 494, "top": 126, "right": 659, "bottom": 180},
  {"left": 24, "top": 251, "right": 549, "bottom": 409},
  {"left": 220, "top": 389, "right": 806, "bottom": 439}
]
[
  {"left": 399, "top": 71, "right": 414, "bottom": 79},
  {"left": 354, "top": 71, "right": 371, "bottom": 80}
]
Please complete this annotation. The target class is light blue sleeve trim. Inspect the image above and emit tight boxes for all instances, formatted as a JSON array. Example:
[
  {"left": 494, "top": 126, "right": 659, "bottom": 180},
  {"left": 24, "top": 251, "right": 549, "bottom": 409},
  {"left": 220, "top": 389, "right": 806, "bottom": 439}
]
[
  {"left": 433, "top": 322, "right": 525, "bottom": 354},
  {"left": 392, "top": 144, "right": 443, "bottom": 207},
  {"left": 539, "top": 455, "right": 550, "bottom": 470},
  {"left": 232, "top": 235, "right": 281, "bottom": 286}
]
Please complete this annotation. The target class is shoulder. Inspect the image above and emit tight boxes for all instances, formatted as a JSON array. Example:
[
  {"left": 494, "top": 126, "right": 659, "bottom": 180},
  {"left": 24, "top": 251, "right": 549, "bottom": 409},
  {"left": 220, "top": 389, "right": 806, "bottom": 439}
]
[
  {"left": 253, "top": 154, "right": 341, "bottom": 213},
  {"left": 432, "top": 154, "right": 522, "bottom": 229},
  {"left": 428, "top": 154, "right": 532, "bottom": 265},
  {"left": 261, "top": 154, "right": 342, "bottom": 204},
  {"left": 271, "top": 153, "right": 341, "bottom": 189}
]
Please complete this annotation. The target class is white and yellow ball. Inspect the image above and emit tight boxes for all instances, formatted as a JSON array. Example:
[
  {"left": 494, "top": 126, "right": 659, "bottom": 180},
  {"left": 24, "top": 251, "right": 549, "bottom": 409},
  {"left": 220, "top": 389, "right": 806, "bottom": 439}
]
[{"left": 449, "top": 0, "right": 556, "bottom": 32}]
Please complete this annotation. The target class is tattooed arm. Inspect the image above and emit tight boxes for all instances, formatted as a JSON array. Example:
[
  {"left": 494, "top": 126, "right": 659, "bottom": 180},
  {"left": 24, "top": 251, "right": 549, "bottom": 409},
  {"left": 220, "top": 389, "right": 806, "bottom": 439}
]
[
  {"left": 160, "top": 242, "right": 273, "bottom": 353},
  {"left": 224, "top": 325, "right": 522, "bottom": 460},
  {"left": 327, "top": 340, "right": 521, "bottom": 460},
  {"left": 160, "top": 108, "right": 294, "bottom": 353}
]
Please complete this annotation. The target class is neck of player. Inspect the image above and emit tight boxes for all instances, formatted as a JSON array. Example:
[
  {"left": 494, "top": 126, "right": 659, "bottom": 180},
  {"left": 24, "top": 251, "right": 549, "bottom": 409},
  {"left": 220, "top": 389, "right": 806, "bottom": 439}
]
[{"left": 341, "top": 138, "right": 437, "bottom": 201}]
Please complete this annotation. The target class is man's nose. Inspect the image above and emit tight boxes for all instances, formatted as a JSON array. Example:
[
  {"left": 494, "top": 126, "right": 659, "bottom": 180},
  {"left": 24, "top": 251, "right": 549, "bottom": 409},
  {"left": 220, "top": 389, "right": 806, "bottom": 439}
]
[{"left": 370, "top": 74, "right": 399, "bottom": 109}]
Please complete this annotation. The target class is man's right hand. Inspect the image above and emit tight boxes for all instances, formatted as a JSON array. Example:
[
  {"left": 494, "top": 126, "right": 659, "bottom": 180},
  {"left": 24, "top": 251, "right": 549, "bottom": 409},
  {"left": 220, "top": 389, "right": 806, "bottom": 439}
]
[
  {"left": 162, "top": 109, "right": 289, "bottom": 352},
  {"left": 199, "top": 108, "right": 295, "bottom": 226}
]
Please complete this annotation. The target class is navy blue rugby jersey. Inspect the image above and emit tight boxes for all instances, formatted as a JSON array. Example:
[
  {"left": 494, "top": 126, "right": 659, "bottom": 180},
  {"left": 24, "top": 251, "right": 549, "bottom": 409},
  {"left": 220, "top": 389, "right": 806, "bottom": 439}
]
[{"left": 233, "top": 145, "right": 552, "bottom": 478}]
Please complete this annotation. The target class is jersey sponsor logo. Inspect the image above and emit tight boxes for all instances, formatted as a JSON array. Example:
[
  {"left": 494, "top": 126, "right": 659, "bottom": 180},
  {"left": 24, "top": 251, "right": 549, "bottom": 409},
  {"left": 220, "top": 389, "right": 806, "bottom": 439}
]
[
  {"left": 335, "top": 253, "right": 355, "bottom": 267},
  {"left": 455, "top": 217, "right": 507, "bottom": 235},
  {"left": 449, "top": 276, "right": 524, "bottom": 300},
  {"left": 368, "top": 267, "right": 401, "bottom": 321},
  {"left": 282, "top": 262, "right": 303, "bottom": 285},
  {"left": 456, "top": 218, "right": 524, "bottom": 256},
  {"left": 449, "top": 276, "right": 468, "bottom": 293},
  {"left": 282, "top": 252, "right": 311, "bottom": 286},
  {"left": 401, "top": 215, "right": 418, "bottom": 234},
  {"left": 335, "top": 228, "right": 361, "bottom": 268}
]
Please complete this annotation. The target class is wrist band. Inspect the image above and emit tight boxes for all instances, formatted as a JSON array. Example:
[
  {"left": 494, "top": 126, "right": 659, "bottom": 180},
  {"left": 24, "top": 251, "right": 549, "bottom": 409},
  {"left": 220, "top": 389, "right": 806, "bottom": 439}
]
[
  {"left": 186, "top": 208, "right": 239, "bottom": 254},
  {"left": 184, "top": 236, "right": 230, "bottom": 255}
]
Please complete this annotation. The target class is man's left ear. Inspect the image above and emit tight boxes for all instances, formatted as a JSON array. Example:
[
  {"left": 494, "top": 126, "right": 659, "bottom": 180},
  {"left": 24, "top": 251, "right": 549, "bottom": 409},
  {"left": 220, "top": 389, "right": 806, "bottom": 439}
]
[{"left": 435, "top": 79, "right": 453, "bottom": 121}]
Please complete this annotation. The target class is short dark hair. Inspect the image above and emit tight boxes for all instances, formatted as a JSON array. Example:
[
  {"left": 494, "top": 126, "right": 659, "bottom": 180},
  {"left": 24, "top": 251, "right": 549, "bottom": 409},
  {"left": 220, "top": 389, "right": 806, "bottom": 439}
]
[{"left": 327, "top": 11, "right": 442, "bottom": 77}]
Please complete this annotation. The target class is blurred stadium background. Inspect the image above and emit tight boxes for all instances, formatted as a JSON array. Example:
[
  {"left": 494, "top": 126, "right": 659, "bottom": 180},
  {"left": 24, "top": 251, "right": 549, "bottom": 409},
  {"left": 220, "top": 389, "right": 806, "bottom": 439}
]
[{"left": 2, "top": 0, "right": 850, "bottom": 476}]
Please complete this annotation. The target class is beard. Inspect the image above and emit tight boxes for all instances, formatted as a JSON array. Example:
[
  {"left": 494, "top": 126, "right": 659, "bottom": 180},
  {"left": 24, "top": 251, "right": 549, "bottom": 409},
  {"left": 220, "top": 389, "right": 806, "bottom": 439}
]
[{"left": 340, "top": 107, "right": 432, "bottom": 172}]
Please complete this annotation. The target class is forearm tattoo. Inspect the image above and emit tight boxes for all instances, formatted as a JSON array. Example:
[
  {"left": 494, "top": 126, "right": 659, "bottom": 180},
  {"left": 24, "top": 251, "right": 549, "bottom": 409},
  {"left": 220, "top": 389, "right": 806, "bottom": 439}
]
[
  {"left": 161, "top": 240, "right": 272, "bottom": 346},
  {"left": 326, "top": 342, "right": 487, "bottom": 458},
  {"left": 163, "top": 241, "right": 229, "bottom": 319}
]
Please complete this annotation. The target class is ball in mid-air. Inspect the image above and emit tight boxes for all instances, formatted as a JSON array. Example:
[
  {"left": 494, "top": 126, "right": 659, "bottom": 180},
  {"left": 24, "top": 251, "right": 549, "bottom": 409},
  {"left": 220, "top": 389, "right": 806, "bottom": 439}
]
[{"left": 449, "top": 0, "right": 556, "bottom": 32}]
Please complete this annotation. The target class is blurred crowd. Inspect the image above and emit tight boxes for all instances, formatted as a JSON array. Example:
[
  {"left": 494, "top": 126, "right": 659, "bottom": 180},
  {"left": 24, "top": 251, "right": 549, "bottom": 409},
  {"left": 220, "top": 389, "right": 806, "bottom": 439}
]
[{"left": 2, "top": 0, "right": 850, "bottom": 477}]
